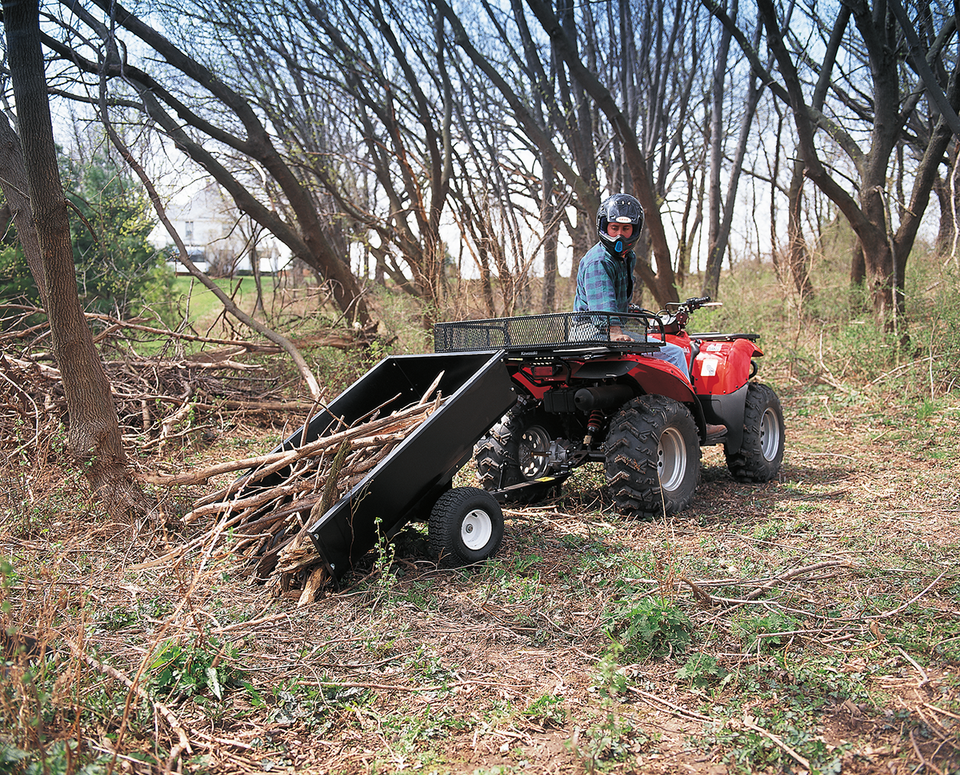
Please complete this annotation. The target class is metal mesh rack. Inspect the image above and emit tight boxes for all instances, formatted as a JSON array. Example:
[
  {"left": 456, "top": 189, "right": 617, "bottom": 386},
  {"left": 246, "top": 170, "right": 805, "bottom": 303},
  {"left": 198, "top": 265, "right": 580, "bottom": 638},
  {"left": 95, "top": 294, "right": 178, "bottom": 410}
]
[{"left": 434, "top": 312, "right": 664, "bottom": 354}]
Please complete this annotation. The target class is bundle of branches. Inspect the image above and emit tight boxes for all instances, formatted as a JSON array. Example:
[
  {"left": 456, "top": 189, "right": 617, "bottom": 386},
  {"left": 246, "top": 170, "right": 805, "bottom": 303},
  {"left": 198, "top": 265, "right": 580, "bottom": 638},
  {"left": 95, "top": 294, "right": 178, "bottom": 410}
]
[
  {"left": 0, "top": 307, "right": 317, "bottom": 452},
  {"left": 143, "top": 382, "right": 445, "bottom": 604}
]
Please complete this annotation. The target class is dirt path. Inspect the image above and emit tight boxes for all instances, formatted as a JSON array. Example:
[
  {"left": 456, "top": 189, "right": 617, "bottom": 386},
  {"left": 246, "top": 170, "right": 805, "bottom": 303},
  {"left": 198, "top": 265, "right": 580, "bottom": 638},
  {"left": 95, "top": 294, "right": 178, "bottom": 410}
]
[{"left": 2, "top": 386, "right": 958, "bottom": 773}]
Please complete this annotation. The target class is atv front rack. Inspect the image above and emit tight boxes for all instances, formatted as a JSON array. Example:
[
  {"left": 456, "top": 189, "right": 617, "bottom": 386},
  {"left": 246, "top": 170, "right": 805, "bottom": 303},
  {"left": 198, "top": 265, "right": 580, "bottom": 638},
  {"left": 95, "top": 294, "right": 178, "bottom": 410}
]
[{"left": 434, "top": 312, "right": 664, "bottom": 354}]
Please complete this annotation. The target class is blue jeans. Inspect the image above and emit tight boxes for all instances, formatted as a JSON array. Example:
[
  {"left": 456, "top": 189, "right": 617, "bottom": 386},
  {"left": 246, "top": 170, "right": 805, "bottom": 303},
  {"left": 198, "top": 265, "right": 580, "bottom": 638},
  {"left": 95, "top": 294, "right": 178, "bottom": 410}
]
[
  {"left": 567, "top": 318, "right": 689, "bottom": 376},
  {"left": 618, "top": 330, "right": 688, "bottom": 375},
  {"left": 643, "top": 341, "right": 689, "bottom": 373}
]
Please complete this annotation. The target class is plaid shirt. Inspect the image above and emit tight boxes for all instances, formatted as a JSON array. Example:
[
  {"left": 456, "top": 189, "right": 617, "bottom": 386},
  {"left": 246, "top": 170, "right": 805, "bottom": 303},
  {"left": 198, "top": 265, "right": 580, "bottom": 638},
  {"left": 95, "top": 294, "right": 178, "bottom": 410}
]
[{"left": 574, "top": 242, "right": 635, "bottom": 317}]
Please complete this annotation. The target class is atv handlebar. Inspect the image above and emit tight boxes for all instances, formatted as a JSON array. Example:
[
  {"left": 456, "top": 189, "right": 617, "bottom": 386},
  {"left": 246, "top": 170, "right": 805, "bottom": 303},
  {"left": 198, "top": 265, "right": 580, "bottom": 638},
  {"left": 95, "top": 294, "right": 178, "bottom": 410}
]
[
  {"left": 627, "top": 296, "right": 718, "bottom": 335},
  {"left": 676, "top": 296, "right": 711, "bottom": 313}
]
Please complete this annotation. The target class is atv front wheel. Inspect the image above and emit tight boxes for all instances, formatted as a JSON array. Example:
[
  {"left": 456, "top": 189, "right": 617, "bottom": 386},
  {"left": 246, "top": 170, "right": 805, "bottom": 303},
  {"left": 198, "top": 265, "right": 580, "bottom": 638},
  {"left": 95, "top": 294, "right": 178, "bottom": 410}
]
[
  {"left": 604, "top": 395, "right": 700, "bottom": 516},
  {"left": 475, "top": 403, "right": 562, "bottom": 503},
  {"left": 725, "top": 382, "right": 784, "bottom": 482},
  {"left": 428, "top": 487, "right": 504, "bottom": 567}
]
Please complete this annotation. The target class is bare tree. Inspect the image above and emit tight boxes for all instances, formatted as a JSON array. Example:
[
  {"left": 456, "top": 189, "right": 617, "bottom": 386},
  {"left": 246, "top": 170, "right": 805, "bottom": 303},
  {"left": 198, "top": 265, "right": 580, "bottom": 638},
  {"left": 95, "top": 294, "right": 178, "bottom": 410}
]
[
  {"left": 47, "top": 0, "right": 374, "bottom": 328},
  {"left": 700, "top": 0, "right": 767, "bottom": 301},
  {"left": 526, "top": 0, "right": 683, "bottom": 305},
  {"left": 717, "top": 0, "right": 960, "bottom": 323},
  {"left": 434, "top": 0, "right": 714, "bottom": 308},
  {"left": 2, "top": 0, "right": 143, "bottom": 515}
]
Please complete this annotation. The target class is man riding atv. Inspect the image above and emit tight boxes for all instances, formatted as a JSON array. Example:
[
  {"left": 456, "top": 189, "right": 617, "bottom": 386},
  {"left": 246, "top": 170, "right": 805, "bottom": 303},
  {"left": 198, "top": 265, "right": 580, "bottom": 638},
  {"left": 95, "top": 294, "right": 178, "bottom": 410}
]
[{"left": 574, "top": 193, "right": 725, "bottom": 438}]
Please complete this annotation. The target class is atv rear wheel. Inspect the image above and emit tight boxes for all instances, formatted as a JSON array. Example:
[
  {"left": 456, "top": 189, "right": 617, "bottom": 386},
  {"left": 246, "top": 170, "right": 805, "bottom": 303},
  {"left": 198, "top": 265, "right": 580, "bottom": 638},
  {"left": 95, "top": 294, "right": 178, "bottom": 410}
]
[
  {"left": 725, "top": 382, "right": 784, "bottom": 482},
  {"left": 604, "top": 395, "right": 700, "bottom": 516},
  {"left": 475, "top": 403, "right": 562, "bottom": 503},
  {"left": 428, "top": 487, "right": 504, "bottom": 567}
]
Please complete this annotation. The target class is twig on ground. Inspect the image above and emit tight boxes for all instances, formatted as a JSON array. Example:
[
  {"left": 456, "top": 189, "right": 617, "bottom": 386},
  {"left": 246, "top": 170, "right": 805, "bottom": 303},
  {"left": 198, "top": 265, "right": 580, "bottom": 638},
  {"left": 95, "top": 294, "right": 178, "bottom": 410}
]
[
  {"left": 743, "top": 715, "right": 810, "bottom": 771},
  {"left": 64, "top": 637, "right": 192, "bottom": 774}
]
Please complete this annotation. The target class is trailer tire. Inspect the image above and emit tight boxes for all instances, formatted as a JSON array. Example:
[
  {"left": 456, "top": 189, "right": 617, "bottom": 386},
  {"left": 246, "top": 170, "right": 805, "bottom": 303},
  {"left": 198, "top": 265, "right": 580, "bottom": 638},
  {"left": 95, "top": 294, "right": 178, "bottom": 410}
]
[
  {"left": 725, "top": 382, "right": 784, "bottom": 482},
  {"left": 429, "top": 487, "right": 505, "bottom": 567},
  {"left": 604, "top": 395, "right": 700, "bottom": 517},
  {"left": 475, "top": 404, "right": 559, "bottom": 504}
]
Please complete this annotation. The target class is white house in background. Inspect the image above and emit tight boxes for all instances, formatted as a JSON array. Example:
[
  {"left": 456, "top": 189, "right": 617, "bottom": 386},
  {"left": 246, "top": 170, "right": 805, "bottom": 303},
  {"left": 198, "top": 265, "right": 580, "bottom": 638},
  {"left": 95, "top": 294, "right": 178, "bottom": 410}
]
[{"left": 151, "top": 182, "right": 292, "bottom": 276}]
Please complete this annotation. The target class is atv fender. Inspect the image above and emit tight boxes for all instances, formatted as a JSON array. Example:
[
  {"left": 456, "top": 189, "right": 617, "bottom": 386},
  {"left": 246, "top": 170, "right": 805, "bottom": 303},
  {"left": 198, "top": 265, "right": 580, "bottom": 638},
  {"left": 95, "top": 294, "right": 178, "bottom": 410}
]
[
  {"left": 692, "top": 338, "right": 761, "bottom": 396},
  {"left": 698, "top": 382, "right": 748, "bottom": 453},
  {"left": 611, "top": 360, "right": 710, "bottom": 441}
]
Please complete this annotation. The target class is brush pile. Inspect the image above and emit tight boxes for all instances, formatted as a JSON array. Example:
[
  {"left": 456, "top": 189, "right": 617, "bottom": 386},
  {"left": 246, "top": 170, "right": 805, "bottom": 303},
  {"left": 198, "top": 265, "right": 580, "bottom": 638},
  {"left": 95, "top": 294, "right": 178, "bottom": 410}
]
[
  {"left": 144, "top": 385, "right": 445, "bottom": 603},
  {"left": 0, "top": 307, "right": 311, "bottom": 456}
]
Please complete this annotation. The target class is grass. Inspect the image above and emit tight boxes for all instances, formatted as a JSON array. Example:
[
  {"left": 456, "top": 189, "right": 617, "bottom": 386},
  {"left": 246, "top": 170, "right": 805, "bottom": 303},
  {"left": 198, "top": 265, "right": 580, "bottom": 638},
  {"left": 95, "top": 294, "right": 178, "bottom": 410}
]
[{"left": 2, "top": 258, "right": 960, "bottom": 773}]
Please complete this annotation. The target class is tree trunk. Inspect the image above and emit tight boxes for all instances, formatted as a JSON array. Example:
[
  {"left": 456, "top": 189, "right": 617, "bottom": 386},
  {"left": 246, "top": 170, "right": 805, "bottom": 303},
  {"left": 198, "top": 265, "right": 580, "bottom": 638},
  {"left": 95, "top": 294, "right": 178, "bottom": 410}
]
[
  {"left": 701, "top": 0, "right": 733, "bottom": 299},
  {"left": 933, "top": 171, "right": 957, "bottom": 257},
  {"left": 0, "top": 112, "right": 47, "bottom": 309},
  {"left": 786, "top": 159, "right": 815, "bottom": 307},
  {"left": 3, "top": 0, "right": 143, "bottom": 517},
  {"left": 540, "top": 165, "right": 558, "bottom": 312}
]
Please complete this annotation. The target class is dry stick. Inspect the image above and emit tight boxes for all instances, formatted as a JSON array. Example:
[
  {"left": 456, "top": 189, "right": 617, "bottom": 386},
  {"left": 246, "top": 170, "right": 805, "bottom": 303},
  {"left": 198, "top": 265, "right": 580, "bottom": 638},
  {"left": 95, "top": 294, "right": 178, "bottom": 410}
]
[
  {"left": 742, "top": 560, "right": 850, "bottom": 601},
  {"left": 0, "top": 365, "right": 42, "bottom": 455},
  {"left": 158, "top": 385, "right": 193, "bottom": 455},
  {"left": 186, "top": 482, "right": 315, "bottom": 523},
  {"left": 84, "top": 311, "right": 283, "bottom": 352},
  {"left": 743, "top": 717, "right": 811, "bottom": 771},
  {"left": 186, "top": 478, "right": 323, "bottom": 524},
  {"left": 909, "top": 727, "right": 945, "bottom": 775},
  {"left": 682, "top": 562, "right": 851, "bottom": 611},
  {"left": 626, "top": 686, "right": 713, "bottom": 722},
  {"left": 128, "top": 504, "right": 263, "bottom": 571},
  {"left": 63, "top": 637, "right": 192, "bottom": 773},
  {"left": 145, "top": 401, "right": 435, "bottom": 486},
  {"left": 258, "top": 441, "right": 352, "bottom": 585},
  {"left": 418, "top": 370, "right": 445, "bottom": 404},
  {"left": 188, "top": 430, "right": 406, "bottom": 519},
  {"left": 896, "top": 644, "right": 931, "bottom": 687},
  {"left": 866, "top": 569, "right": 949, "bottom": 620},
  {"left": 143, "top": 394, "right": 439, "bottom": 589}
]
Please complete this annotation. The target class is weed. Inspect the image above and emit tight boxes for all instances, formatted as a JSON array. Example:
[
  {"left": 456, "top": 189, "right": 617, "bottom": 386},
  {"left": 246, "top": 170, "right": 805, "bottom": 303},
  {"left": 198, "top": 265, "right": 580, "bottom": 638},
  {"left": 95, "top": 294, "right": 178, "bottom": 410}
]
[
  {"left": 523, "top": 693, "right": 567, "bottom": 727},
  {"left": 403, "top": 646, "right": 456, "bottom": 690},
  {"left": 751, "top": 519, "right": 785, "bottom": 541},
  {"left": 94, "top": 605, "right": 140, "bottom": 631},
  {"left": 707, "top": 708, "right": 846, "bottom": 774},
  {"left": 380, "top": 707, "right": 468, "bottom": 753},
  {"left": 570, "top": 645, "right": 650, "bottom": 770},
  {"left": 916, "top": 398, "right": 937, "bottom": 420},
  {"left": 146, "top": 636, "right": 246, "bottom": 701},
  {"left": 266, "top": 680, "right": 369, "bottom": 732},
  {"left": 593, "top": 645, "right": 628, "bottom": 700},
  {"left": 0, "top": 739, "right": 119, "bottom": 775},
  {"left": 676, "top": 653, "right": 731, "bottom": 690},
  {"left": 604, "top": 596, "right": 693, "bottom": 661},
  {"left": 368, "top": 512, "right": 398, "bottom": 599},
  {"left": 395, "top": 579, "right": 438, "bottom": 611},
  {"left": 732, "top": 609, "right": 800, "bottom": 654}
]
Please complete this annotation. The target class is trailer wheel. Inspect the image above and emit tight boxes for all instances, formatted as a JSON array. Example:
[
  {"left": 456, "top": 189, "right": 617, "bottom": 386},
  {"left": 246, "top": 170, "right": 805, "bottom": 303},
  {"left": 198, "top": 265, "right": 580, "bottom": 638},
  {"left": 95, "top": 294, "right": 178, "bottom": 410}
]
[
  {"left": 725, "top": 382, "right": 784, "bottom": 482},
  {"left": 604, "top": 395, "right": 700, "bottom": 516},
  {"left": 429, "top": 487, "right": 505, "bottom": 567},
  {"left": 475, "top": 404, "right": 559, "bottom": 503}
]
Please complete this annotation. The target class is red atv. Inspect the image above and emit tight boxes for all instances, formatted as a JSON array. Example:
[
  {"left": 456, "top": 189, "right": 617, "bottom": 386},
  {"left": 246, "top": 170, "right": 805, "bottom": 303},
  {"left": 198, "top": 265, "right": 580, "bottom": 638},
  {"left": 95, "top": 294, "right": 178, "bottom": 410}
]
[{"left": 435, "top": 296, "right": 785, "bottom": 516}]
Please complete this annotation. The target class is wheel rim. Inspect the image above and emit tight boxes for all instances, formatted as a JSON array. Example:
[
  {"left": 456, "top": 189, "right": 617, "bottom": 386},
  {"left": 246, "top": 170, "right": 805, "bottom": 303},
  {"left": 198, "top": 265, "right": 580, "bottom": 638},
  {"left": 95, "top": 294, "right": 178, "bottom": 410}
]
[
  {"left": 518, "top": 425, "right": 551, "bottom": 479},
  {"left": 759, "top": 408, "right": 781, "bottom": 461},
  {"left": 657, "top": 427, "right": 687, "bottom": 492},
  {"left": 461, "top": 508, "right": 494, "bottom": 551}
]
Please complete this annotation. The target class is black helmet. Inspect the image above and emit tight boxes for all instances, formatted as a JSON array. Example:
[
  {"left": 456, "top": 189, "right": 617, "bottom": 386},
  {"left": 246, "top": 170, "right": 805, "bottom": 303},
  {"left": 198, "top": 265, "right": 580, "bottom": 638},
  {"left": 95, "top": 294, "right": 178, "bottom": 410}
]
[{"left": 597, "top": 193, "right": 644, "bottom": 257}]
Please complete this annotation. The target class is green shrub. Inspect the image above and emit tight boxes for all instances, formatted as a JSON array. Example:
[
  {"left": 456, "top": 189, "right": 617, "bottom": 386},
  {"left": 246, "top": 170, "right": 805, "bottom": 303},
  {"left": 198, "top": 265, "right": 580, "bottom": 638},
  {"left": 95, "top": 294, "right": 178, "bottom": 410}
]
[{"left": 604, "top": 596, "right": 692, "bottom": 660}]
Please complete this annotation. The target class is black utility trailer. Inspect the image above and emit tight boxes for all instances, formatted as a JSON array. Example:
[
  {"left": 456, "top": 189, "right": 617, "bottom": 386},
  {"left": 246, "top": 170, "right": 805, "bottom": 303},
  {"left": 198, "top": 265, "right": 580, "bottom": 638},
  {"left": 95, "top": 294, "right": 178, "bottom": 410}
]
[{"left": 261, "top": 351, "right": 517, "bottom": 583}]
